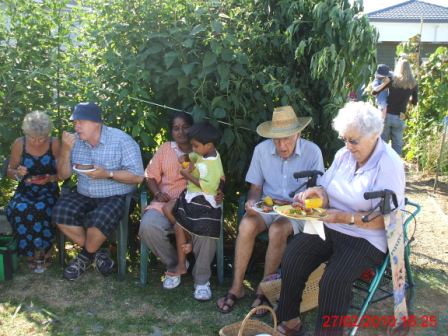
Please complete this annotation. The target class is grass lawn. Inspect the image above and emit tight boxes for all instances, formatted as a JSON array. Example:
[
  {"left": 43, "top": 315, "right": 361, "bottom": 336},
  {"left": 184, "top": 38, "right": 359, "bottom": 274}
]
[{"left": 0, "top": 252, "right": 446, "bottom": 336}]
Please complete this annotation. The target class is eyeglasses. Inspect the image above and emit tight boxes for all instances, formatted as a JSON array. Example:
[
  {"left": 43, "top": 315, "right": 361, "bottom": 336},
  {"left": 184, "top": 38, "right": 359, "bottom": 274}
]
[
  {"left": 27, "top": 135, "right": 47, "bottom": 142},
  {"left": 339, "top": 136, "right": 361, "bottom": 146}
]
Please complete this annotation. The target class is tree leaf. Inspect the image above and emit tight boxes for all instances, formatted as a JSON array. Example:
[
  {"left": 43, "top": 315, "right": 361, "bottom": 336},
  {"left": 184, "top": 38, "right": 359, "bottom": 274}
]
[
  {"left": 146, "top": 44, "right": 162, "bottom": 55},
  {"left": 211, "top": 20, "right": 222, "bottom": 33},
  {"left": 213, "top": 108, "right": 226, "bottom": 118},
  {"left": 182, "top": 62, "right": 197, "bottom": 76},
  {"left": 164, "top": 51, "right": 178, "bottom": 69},
  {"left": 222, "top": 128, "right": 235, "bottom": 147},
  {"left": 191, "top": 24, "right": 205, "bottom": 36},
  {"left": 203, "top": 52, "right": 217, "bottom": 68}
]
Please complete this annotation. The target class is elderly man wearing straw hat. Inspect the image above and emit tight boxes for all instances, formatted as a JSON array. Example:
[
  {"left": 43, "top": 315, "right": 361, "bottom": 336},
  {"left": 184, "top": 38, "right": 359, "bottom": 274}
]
[{"left": 217, "top": 106, "right": 324, "bottom": 315}]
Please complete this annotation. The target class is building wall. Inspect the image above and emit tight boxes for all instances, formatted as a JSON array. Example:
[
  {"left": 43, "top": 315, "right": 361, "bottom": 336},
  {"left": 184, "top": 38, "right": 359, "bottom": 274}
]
[
  {"left": 376, "top": 41, "right": 448, "bottom": 68},
  {"left": 370, "top": 21, "right": 448, "bottom": 43}
]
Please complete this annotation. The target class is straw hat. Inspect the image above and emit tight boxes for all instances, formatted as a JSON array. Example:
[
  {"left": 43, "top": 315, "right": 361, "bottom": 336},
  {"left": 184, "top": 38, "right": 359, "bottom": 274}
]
[{"left": 256, "top": 106, "right": 311, "bottom": 138}]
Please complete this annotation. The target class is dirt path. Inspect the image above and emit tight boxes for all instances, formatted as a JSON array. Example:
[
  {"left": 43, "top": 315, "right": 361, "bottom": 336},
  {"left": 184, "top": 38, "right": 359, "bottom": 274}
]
[{"left": 405, "top": 172, "right": 447, "bottom": 273}]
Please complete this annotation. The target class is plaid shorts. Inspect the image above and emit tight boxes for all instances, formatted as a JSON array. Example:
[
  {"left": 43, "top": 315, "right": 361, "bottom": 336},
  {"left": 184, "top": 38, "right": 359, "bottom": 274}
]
[{"left": 52, "top": 190, "right": 125, "bottom": 237}]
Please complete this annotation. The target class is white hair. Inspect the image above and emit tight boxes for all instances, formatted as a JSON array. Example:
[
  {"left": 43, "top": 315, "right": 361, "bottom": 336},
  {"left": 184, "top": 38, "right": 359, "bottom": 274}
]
[
  {"left": 22, "top": 111, "right": 53, "bottom": 136},
  {"left": 332, "top": 102, "right": 383, "bottom": 136}
]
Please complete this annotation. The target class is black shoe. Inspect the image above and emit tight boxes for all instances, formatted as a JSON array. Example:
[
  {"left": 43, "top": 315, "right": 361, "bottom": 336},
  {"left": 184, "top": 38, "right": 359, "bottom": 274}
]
[
  {"left": 94, "top": 249, "right": 115, "bottom": 276},
  {"left": 63, "top": 253, "right": 93, "bottom": 281}
]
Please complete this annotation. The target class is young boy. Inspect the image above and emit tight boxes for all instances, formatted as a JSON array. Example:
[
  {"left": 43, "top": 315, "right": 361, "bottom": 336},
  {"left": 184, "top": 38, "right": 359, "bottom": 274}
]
[
  {"left": 372, "top": 64, "right": 392, "bottom": 118},
  {"left": 163, "top": 122, "right": 224, "bottom": 300}
]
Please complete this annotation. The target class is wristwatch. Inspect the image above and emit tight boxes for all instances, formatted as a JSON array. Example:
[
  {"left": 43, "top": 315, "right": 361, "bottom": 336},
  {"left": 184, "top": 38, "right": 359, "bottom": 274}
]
[
  {"left": 109, "top": 171, "right": 114, "bottom": 179},
  {"left": 348, "top": 213, "right": 355, "bottom": 226}
]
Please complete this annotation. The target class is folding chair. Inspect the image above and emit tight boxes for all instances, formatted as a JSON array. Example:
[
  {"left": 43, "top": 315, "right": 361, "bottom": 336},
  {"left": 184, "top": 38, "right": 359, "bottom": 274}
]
[
  {"left": 349, "top": 197, "right": 421, "bottom": 335},
  {"left": 139, "top": 187, "right": 225, "bottom": 286},
  {"left": 58, "top": 190, "right": 135, "bottom": 280}
]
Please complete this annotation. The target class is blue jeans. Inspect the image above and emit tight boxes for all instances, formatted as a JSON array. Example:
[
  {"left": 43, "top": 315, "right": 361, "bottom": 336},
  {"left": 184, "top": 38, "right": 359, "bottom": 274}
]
[{"left": 382, "top": 113, "right": 405, "bottom": 155}]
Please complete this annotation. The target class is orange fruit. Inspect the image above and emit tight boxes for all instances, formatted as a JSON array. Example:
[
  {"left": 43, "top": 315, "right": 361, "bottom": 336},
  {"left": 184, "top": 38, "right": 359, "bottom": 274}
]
[{"left": 304, "top": 198, "right": 323, "bottom": 209}]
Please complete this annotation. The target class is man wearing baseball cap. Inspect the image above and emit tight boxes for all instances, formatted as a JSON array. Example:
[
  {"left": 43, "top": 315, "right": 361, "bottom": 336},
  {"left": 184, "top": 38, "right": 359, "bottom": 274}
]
[
  {"left": 53, "top": 102, "right": 144, "bottom": 280},
  {"left": 217, "top": 106, "right": 324, "bottom": 315}
]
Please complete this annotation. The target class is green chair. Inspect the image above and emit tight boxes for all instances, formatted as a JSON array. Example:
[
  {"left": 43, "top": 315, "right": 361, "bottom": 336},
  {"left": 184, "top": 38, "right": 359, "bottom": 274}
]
[
  {"left": 139, "top": 188, "right": 225, "bottom": 286},
  {"left": 349, "top": 197, "right": 421, "bottom": 335},
  {"left": 0, "top": 158, "right": 9, "bottom": 178},
  {"left": 58, "top": 190, "right": 135, "bottom": 280}
]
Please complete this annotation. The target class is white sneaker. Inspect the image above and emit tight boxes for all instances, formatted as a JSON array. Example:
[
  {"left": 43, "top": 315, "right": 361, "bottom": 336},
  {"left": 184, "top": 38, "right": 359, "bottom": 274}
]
[
  {"left": 194, "top": 282, "right": 212, "bottom": 301},
  {"left": 163, "top": 274, "right": 181, "bottom": 289},
  {"left": 162, "top": 261, "right": 189, "bottom": 290}
]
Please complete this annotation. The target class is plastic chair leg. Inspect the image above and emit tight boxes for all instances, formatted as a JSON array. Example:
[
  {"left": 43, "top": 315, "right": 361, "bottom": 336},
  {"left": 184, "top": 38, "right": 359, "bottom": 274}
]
[
  {"left": 217, "top": 217, "right": 224, "bottom": 285},
  {"left": 140, "top": 239, "right": 149, "bottom": 286},
  {"left": 117, "top": 194, "right": 132, "bottom": 280},
  {"left": 59, "top": 231, "right": 65, "bottom": 268}
]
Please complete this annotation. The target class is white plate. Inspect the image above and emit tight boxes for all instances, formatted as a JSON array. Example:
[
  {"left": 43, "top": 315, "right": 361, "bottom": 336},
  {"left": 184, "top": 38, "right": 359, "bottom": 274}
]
[
  {"left": 73, "top": 165, "right": 96, "bottom": 173},
  {"left": 251, "top": 201, "right": 277, "bottom": 215}
]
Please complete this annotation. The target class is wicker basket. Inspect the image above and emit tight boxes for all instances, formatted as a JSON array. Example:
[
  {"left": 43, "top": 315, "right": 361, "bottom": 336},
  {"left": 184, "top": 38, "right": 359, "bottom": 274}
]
[
  {"left": 219, "top": 305, "right": 281, "bottom": 336},
  {"left": 259, "top": 263, "right": 325, "bottom": 313}
]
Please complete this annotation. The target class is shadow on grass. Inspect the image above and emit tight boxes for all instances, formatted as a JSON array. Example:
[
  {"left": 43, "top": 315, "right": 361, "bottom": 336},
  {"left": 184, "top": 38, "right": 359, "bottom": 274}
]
[{"left": 0, "top": 258, "right": 446, "bottom": 336}]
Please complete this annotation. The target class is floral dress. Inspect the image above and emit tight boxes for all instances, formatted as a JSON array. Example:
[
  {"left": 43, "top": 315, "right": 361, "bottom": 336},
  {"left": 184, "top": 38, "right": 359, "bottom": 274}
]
[{"left": 6, "top": 137, "right": 59, "bottom": 257}]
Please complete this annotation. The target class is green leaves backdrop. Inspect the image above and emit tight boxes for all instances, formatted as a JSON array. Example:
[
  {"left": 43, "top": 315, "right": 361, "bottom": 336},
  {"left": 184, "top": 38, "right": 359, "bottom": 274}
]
[{"left": 1, "top": 0, "right": 377, "bottom": 201}]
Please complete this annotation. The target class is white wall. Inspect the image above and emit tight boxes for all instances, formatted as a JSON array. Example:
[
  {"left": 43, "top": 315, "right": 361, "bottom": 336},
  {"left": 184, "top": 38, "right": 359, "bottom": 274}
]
[{"left": 371, "top": 21, "right": 448, "bottom": 42}]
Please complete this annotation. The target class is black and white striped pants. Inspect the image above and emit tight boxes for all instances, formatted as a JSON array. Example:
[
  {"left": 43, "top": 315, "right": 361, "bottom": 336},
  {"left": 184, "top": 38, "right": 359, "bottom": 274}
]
[{"left": 276, "top": 226, "right": 386, "bottom": 336}]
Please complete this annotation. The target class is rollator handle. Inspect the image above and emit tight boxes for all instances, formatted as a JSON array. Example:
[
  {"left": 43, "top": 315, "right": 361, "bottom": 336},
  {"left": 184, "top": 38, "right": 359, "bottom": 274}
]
[{"left": 362, "top": 189, "right": 398, "bottom": 222}]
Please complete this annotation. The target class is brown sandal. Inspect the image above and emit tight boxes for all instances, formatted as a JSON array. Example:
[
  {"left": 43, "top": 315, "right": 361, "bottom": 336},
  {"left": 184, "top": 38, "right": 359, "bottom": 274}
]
[
  {"left": 250, "top": 293, "right": 272, "bottom": 317},
  {"left": 277, "top": 321, "right": 305, "bottom": 336},
  {"left": 217, "top": 292, "right": 242, "bottom": 314}
]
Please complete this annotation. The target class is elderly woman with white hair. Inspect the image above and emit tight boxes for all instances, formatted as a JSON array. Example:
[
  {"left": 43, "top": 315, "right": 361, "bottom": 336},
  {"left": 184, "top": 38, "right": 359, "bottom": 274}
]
[
  {"left": 6, "top": 111, "right": 61, "bottom": 270},
  {"left": 275, "top": 102, "right": 405, "bottom": 336}
]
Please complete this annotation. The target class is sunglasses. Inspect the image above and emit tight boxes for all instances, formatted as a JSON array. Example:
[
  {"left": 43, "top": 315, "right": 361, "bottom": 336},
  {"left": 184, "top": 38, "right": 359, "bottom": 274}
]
[{"left": 339, "top": 136, "right": 361, "bottom": 146}]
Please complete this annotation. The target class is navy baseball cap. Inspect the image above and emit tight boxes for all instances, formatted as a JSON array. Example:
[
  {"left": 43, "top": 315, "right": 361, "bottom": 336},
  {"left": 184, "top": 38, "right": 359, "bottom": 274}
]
[
  {"left": 375, "top": 64, "right": 391, "bottom": 77},
  {"left": 70, "top": 102, "right": 102, "bottom": 122}
]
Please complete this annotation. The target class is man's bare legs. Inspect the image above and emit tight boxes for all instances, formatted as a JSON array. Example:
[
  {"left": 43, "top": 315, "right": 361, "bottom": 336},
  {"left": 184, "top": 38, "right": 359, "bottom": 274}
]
[
  {"left": 217, "top": 213, "right": 265, "bottom": 312},
  {"left": 217, "top": 216, "right": 294, "bottom": 313},
  {"left": 264, "top": 218, "right": 293, "bottom": 280},
  {"left": 57, "top": 224, "right": 107, "bottom": 253},
  {"left": 251, "top": 218, "right": 293, "bottom": 313}
]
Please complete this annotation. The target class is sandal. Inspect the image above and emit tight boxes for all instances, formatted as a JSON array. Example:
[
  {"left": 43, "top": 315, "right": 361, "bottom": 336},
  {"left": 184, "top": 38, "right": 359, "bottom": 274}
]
[
  {"left": 250, "top": 293, "right": 272, "bottom": 317},
  {"left": 27, "top": 259, "right": 37, "bottom": 270},
  {"left": 216, "top": 292, "right": 243, "bottom": 314},
  {"left": 277, "top": 321, "right": 305, "bottom": 336}
]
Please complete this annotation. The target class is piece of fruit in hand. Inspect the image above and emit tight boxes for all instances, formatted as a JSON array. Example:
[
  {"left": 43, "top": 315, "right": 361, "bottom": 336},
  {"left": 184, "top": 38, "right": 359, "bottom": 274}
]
[
  {"left": 181, "top": 162, "right": 190, "bottom": 169},
  {"left": 304, "top": 198, "right": 323, "bottom": 209}
]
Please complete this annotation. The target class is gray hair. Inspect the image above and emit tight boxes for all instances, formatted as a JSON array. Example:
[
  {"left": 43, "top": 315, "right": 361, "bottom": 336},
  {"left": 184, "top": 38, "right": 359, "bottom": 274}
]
[
  {"left": 332, "top": 102, "right": 383, "bottom": 137},
  {"left": 22, "top": 111, "right": 53, "bottom": 136}
]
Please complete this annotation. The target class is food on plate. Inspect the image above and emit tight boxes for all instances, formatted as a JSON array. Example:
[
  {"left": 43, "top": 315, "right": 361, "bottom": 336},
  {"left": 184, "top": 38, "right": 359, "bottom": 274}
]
[
  {"left": 277, "top": 204, "right": 326, "bottom": 219},
  {"left": 263, "top": 196, "right": 274, "bottom": 207},
  {"left": 255, "top": 197, "right": 291, "bottom": 213},
  {"left": 27, "top": 174, "right": 49, "bottom": 183},
  {"left": 273, "top": 199, "right": 290, "bottom": 206},
  {"left": 75, "top": 164, "right": 94, "bottom": 170}
]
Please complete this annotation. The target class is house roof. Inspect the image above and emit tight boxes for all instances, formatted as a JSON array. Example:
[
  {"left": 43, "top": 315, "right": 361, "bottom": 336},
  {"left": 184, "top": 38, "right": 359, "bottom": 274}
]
[{"left": 368, "top": 0, "right": 448, "bottom": 23}]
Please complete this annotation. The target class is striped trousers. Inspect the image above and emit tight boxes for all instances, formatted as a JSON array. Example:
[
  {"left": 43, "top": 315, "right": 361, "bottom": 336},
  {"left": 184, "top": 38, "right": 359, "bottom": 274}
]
[{"left": 276, "top": 226, "right": 386, "bottom": 336}]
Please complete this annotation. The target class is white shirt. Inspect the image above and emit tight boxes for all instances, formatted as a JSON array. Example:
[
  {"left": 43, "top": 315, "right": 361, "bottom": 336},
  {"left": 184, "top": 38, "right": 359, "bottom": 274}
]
[{"left": 320, "top": 139, "right": 405, "bottom": 253}]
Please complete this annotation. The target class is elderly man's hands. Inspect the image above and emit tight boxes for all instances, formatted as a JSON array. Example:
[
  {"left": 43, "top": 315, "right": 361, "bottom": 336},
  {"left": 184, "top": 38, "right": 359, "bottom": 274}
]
[
  {"left": 83, "top": 166, "right": 109, "bottom": 179},
  {"left": 244, "top": 199, "right": 258, "bottom": 215},
  {"left": 61, "top": 131, "right": 76, "bottom": 151}
]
